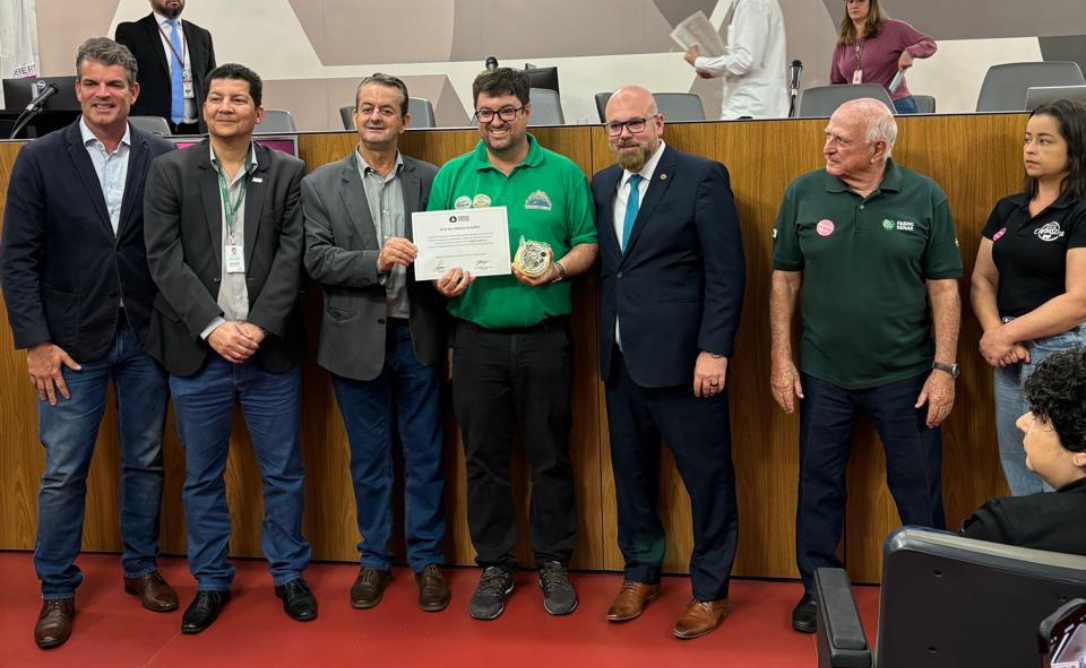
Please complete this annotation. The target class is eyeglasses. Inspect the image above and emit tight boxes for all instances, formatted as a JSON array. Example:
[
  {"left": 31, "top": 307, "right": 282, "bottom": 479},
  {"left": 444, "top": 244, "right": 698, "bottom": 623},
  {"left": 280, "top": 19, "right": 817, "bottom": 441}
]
[
  {"left": 475, "top": 105, "right": 525, "bottom": 124},
  {"left": 844, "top": 0, "right": 868, "bottom": 4},
  {"left": 604, "top": 117, "right": 653, "bottom": 137}
]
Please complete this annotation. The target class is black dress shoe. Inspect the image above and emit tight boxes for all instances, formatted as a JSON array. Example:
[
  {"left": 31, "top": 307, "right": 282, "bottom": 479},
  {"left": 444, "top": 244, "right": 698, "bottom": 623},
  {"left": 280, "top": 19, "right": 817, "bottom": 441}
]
[
  {"left": 275, "top": 578, "right": 318, "bottom": 622},
  {"left": 181, "top": 590, "right": 230, "bottom": 634},
  {"left": 792, "top": 593, "right": 817, "bottom": 633}
]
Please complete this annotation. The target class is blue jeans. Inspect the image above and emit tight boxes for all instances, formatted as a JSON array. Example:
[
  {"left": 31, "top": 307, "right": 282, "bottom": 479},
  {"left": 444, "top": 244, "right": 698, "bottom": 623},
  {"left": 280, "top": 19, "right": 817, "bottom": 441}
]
[
  {"left": 170, "top": 355, "right": 310, "bottom": 591},
  {"left": 331, "top": 322, "right": 446, "bottom": 571},
  {"left": 994, "top": 326, "right": 1086, "bottom": 496},
  {"left": 35, "top": 319, "right": 168, "bottom": 599},
  {"left": 893, "top": 96, "right": 919, "bottom": 114},
  {"left": 796, "top": 372, "right": 944, "bottom": 594}
]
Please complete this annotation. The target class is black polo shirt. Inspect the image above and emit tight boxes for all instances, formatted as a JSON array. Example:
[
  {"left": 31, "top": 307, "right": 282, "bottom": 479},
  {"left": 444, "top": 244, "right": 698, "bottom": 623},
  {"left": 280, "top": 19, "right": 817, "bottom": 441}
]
[
  {"left": 982, "top": 193, "right": 1086, "bottom": 318},
  {"left": 960, "top": 477, "right": 1086, "bottom": 556}
]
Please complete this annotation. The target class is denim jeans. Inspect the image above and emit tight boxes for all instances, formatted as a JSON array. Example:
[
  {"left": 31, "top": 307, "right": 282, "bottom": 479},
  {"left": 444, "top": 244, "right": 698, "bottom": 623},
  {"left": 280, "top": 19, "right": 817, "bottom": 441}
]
[
  {"left": 994, "top": 326, "right": 1086, "bottom": 496},
  {"left": 331, "top": 322, "right": 446, "bottom": 572},
  {"left": 35, "top": 319, "right": 168, "bottom": 599},
  {"left": 893, "top": 96, "right": 919, "bottom": 114},
  {"left": 170, "top": 355, "right": 310, "bottom": 591},
  {"left": 796, "top": 372, "right": 944, "bottom": 594}
]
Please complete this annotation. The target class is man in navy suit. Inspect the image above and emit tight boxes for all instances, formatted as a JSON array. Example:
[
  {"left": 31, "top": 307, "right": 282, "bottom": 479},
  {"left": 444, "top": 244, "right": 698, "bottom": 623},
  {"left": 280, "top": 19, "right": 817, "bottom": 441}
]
[
  {"left": 591, "top": 86, "right": 745, "bottom": 640},
  {"left": 0, "top": 37, "right": 177, "bottom": 649}
]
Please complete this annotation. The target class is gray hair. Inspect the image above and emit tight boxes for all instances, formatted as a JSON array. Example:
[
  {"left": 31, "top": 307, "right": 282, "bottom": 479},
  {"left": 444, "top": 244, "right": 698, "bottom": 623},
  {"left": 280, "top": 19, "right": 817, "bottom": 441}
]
[
  {"left": 864, "top": 109, "right": 898, "bottom": 159},
  {"left": 75, "top": 37, "right": 139, "bottom": 86}
]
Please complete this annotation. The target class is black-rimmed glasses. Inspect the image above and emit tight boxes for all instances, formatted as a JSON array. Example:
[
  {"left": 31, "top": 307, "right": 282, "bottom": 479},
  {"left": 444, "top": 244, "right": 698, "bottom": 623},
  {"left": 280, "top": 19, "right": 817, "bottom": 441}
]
[
  {"left": 604, "top": 117, "right": 653, "bottom": 137},
  {"left": 475, "top": 105, "right": 525, "bottom": 124}
]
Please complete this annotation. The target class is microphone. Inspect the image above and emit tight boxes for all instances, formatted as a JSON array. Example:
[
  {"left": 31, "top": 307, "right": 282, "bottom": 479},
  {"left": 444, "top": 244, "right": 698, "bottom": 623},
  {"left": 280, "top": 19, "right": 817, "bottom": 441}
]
[
  {"left": 790, "top": 60, "right": 803, "bottom": 96},
  {"left": 26, "top": 80, "right": 59, "bottom": 113},
  {"left": 485, "top": 56, "right": 499, "bottom": 71}
]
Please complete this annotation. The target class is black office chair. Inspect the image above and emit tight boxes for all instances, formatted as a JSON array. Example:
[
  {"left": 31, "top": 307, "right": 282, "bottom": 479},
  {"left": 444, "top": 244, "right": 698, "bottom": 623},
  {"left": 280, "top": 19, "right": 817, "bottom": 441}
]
[{"left": 816, "top": 528, "right": 1086, "bottom": 668}]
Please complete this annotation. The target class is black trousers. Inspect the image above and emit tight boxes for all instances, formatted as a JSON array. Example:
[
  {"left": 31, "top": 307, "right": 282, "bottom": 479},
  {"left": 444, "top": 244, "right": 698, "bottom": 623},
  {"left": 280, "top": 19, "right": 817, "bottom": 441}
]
[
  {"left": 796, "top": 372, "right": 945, "bottom": 594},
  {"left": 452, "top": 318, "right": 577, "bottom": 569},
  {"left": 605, "top": 349, "right": 739, "bottom": 601}
]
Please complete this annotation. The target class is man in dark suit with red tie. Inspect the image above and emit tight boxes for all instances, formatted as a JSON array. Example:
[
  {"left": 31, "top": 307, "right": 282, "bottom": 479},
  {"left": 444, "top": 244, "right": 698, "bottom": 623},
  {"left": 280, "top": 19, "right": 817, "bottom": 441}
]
[
  {"left": 116, "top": 0, "right": 216, "bottom": 134},
  {"left": 591, "top": 85, "right": 745, "bottom": 640}
]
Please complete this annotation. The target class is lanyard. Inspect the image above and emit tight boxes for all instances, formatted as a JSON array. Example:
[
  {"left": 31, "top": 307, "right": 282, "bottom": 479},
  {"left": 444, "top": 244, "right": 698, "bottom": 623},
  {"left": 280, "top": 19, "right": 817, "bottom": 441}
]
[
  {"left": 217, "top": 166, "right": 248, "bottom": 244},
  {"left": 854, "top": 39, "right": 864, "bottom": 69},
  {"left": 156, "top": 20, "right": 187, "bottom": 71}
]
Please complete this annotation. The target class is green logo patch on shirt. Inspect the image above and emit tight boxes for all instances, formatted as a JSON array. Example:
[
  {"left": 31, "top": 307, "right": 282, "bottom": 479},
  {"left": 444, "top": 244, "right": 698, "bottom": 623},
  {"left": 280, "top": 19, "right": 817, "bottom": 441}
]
[{"left": 524, "top": 190, "right": 552, "bottom": 211}]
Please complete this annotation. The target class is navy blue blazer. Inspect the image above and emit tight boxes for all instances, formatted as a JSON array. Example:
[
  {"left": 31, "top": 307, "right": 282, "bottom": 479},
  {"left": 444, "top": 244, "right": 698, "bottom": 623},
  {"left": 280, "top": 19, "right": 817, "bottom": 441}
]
[
  {"left": 1, "top": 120, "right": 175, "bottom": 362},
  {"left": 592, "top": 144, "right": 745, "bottom": 388}
]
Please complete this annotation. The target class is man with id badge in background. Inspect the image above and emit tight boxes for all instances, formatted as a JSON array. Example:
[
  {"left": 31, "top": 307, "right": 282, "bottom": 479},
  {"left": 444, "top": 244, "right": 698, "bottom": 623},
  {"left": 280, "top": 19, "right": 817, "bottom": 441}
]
[
  {"left": 117, "top": 0, "right": 216, "bottom": 134},
  {"left": 144, "top": 64, "right": 314, "bottom": 634}
]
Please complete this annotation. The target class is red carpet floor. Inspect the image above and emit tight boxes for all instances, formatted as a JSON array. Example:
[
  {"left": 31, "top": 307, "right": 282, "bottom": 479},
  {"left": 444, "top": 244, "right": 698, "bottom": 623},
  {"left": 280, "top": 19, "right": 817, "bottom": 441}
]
[{"left": 0, "top": 552, "right": 879, "bottom": 668}]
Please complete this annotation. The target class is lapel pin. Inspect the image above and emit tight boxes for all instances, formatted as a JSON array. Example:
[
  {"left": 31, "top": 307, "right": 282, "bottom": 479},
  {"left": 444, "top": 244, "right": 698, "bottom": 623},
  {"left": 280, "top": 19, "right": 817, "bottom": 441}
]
[
  {"left": 252, "top": 177, "right": 264, "bottom": 183},
  {"left": 660, "top": 173, "right": 668, "bottom": 180}
]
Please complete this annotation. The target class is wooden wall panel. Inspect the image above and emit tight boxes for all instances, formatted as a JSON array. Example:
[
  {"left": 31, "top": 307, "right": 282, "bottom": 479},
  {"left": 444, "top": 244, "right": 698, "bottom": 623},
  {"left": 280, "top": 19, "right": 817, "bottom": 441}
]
[{"left": 0, "top": 114, "right": 1024, "bottom": 583}]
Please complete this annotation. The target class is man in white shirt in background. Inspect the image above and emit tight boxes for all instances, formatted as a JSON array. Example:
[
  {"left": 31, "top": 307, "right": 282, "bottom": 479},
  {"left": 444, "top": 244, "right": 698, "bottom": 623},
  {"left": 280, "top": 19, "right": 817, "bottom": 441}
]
[{"left": 683, "top": 0, "right": 789, "bottom": 119}]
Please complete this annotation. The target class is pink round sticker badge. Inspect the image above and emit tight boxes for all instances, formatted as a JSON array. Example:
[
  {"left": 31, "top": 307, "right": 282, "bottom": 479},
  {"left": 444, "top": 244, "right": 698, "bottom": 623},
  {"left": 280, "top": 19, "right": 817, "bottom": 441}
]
[
  {"left": 816, "top": 219, "right": 835, "bottom": 237},
  {"left": 993, "top": 227, "right": 1007, "bottom": 242}
]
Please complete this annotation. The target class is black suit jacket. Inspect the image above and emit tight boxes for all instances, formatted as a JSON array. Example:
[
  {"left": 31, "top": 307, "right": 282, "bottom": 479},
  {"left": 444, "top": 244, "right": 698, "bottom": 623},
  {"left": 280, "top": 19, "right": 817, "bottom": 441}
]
[
  {"left": 960, "top": 477, "right": 1086, "bottom": 556},
  {"left": 302, "top": 152, "right": 445, "bottom": 381},
  {"left": 115, "top": 13, "right": 216, "bottom": 132},
  {"left": 1, "top": 120, "right": 175, "bottom": 361},
  {"left": 143, "top": 140, "right": 307, "bottom": 377},
  {"left": 592, "top": 144, "right": 745, "bottom": 388}
]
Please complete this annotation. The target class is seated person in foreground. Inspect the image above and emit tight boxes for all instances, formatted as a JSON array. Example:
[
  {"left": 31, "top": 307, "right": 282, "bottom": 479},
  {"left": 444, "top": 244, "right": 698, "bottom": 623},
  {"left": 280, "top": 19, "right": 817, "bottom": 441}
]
[{"left": 960, "top": 350, "right": 1086, "bottom": 555}]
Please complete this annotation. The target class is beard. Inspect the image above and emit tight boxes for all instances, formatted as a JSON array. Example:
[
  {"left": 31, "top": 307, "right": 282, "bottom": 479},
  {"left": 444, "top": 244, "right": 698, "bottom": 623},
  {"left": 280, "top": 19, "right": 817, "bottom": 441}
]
[
  {"left": 611, "top": 141, "right": 650, "bottom": 172},
  {"left": 156, "top": 1, "right": 184, "bottom": 19}
]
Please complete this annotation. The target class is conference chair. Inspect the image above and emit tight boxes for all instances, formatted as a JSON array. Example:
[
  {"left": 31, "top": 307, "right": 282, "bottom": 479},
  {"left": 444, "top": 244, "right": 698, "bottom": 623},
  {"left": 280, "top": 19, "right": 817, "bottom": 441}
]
[
  {"left": 527, "top": 88, "right": 565, "bottom": 126},
  {"left": 256, "top": 109, "right": 296, "bottom": 134},
  {"left": 339, "top": 105, "right": 353, "bottom": 130},
  {"left": 593, "top": 92, "right": 707, "bottom": 123},
  {"left": 798, "top": 84, "right": 895, "bottom": 118},
  {"left": 1026, "top": 85, "right": 1086, "bottom": 110},
  {"left": 912, "top": 95, "right": 936, "bottom": 114},
  {"left": 815, "top": 528, "right": 1086, "bottom": 668},
  {"left": 128, "top": 116, "right": 171, "bottom": 136},
  {"left": 976, "top": 62, "right": 1086, "bottom": 112},
  {"left": 407, "top": 97, "right": 436, "bottom": 129}
]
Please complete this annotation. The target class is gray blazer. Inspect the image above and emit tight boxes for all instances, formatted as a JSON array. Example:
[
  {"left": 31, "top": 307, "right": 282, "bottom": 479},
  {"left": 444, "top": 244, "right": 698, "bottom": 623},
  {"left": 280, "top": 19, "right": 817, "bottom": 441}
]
[{"left": 302, "top": 152, "right": 445, "bottom": 381}]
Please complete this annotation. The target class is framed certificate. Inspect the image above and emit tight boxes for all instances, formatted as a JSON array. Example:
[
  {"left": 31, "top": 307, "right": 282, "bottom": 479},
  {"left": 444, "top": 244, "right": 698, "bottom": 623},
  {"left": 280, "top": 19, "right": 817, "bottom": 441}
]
[{"left": 411, "top": 206, "right": 512, "bottom": 281}]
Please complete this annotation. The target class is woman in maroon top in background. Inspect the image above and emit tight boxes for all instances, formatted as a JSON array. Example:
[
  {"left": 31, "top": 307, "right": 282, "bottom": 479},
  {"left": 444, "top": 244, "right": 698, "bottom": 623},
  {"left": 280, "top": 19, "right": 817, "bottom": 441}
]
[{"left": 830, "top": 0, "right": 937, "bottom": 114}]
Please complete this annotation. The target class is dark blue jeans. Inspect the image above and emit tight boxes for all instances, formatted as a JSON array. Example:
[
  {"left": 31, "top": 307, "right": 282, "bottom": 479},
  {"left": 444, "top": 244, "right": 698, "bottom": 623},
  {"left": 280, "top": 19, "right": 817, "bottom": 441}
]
[
  {"left": 35, "top": 319, "right": 168, "bottom": 599},
  {"left": 796, "top": 372, "right": 945, "bottom": 594},
  {"left": 331, "top": 322, "right": 446, "bottom": 572},
  {"left": 170, "top": 355, "right": 310, "bottom": 591}
]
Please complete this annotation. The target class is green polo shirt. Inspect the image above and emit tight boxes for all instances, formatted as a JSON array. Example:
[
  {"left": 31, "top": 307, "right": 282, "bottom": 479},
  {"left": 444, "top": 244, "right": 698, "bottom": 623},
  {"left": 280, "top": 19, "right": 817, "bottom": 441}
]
[
  {"left": 772, "top": 159, "right": 963, "bottom": 389},
  {"left": 428, "top": 134, "right": 596, "bottom": 328}
]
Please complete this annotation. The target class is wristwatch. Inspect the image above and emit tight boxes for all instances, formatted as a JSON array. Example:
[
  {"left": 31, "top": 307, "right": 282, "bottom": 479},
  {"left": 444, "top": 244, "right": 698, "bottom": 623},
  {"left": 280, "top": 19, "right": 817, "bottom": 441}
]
[
  {"left": 932, "top": 361, "right": 960, "bottom": 378},
  {"left": 552, "top": 260, "right": 567, "bottom": 283}
]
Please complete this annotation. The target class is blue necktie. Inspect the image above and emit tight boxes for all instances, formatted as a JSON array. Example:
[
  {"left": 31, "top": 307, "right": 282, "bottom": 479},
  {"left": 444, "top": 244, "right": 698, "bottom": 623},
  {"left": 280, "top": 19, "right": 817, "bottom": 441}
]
[
  {"left": 621, "top": 174, "right": 643, "bottom": 251},
  {"left": 169, "top": 19, "right": 184, "bottom": 125}
]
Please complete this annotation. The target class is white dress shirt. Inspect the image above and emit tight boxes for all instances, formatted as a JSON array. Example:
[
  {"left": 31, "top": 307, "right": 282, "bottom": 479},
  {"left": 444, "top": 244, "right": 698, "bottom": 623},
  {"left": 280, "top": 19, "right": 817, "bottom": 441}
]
[
  {"left": 79, "top": 117, "right": 131, "bottom": 235},
  {"left": 154, "top": 11, "right": 197, "bottom": 123},
  {"left": 694, "top": 0, "right": 789, "bottom": 119},
  {"left": 610, "top": 139, "right": 666, "bottom": 348}
]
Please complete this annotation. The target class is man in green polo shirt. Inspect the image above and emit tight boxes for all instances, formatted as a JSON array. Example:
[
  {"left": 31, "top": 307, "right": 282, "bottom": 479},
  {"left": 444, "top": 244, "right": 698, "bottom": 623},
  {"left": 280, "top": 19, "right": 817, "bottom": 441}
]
[
  {"left": 769, "top": 99, "right": 962, "bottom": 634},
  {"left": 429, "top": 68, "right": 598, "bottom": 621}
]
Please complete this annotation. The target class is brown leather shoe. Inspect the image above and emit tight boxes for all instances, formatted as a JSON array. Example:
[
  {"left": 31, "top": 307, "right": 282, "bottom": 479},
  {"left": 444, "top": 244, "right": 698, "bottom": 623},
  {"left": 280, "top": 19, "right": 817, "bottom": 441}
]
[
  {"left": 34, "top": 598, "right": 75, "bottom": 649},
  {"left": 672, "top": 598, "right": 729, "bottom": 639},
  {"left": 415, "top": 564, "right": 450, "bottom": 612},
  {"left": 606, "top": 581, "right": 661, "bottom": 622},
  {"left": 124, "top": 571, "right": 179, "bottom": 612},
  {"left": 350, "top": 567, "right": 392, "bottom": 609}
]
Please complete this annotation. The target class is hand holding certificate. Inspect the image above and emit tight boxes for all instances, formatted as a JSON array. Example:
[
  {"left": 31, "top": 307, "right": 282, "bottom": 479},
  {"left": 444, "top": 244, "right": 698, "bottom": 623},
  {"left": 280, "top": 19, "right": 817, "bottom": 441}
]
[{"left": 412, "top": 206, "right": 513, "bottom": 282}]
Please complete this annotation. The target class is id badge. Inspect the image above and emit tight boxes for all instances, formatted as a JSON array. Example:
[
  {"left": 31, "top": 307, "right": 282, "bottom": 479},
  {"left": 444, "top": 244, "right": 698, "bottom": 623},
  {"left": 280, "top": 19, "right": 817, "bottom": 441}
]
[
  {"left": 225, "top": 244, "right": 245, "bottom": 273},
  {"left": 852, "top": 69, "right": 863, "bottom": 85},
  {"left": 182, "top": 69, "right": 195, "bottom": 99}
]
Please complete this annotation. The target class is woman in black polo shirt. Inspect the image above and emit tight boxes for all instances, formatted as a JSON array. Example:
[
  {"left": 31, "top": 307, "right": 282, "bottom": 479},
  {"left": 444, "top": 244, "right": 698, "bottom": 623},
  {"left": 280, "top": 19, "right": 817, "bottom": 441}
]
[{"left": 971, "top": 99, "right": 1086, "bottom": 496}]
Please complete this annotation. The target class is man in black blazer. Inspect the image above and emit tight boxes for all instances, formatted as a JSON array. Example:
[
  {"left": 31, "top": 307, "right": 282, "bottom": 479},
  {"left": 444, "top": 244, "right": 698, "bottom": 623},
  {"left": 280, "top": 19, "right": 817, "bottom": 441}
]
[
  {"left": 116, "top": 0, "right": 216, "bottom": 134},
  {"left": 591, "top": 86, "right": 745, "bottom": 639},
  {"left": 143, "top": 63, "right": 314, "bottom": 633},
  {"left": 1, "top": 38, "right": 177, "bottom": 650},
  {"left": 301, "top": 74, "right": 450, "bottom": 612}
]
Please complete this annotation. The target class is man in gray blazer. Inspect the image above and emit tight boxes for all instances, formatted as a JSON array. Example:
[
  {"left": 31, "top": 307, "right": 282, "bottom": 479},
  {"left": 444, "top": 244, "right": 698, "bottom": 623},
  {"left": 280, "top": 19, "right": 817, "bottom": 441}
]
[{"left": 302, "top": 73, "right": 449, "bottom": 612}]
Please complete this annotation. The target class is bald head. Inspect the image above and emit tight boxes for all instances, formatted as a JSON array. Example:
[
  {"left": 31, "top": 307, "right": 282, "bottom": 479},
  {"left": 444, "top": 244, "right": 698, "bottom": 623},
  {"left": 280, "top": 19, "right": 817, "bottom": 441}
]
[
  {"left": 604, "top": 86, "right": 663, "bottom": 172},
  {"left": 830, "top": 98, "right": 898, "bottom": 158}
]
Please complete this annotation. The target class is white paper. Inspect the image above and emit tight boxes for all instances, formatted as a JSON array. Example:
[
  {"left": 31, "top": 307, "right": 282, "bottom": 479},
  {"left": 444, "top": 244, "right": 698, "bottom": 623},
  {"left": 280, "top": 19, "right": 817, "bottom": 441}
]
[
  {"left": 412, "top": 206, "right": 512, "bottom": 281},
  {"left": 670, "top": 10, "right": 726, "bottom": 58}
]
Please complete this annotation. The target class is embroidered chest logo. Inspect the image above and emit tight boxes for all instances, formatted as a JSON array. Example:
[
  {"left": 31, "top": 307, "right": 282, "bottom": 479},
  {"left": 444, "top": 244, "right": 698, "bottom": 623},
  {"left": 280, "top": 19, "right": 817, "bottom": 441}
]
[
  {"left": 883, "top": 219, "right": 915, "bottom": 232},
  {"left": 993, "top": 227, "right": 1007, "bottom": 242},
  {"left": 1034, "top": 221, "right": 1065, "bottom": 242},
  {"left": 524, "top": 190, "right": 553, "bottom": 211}
]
